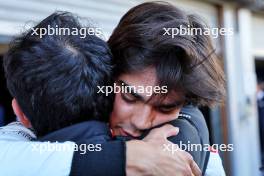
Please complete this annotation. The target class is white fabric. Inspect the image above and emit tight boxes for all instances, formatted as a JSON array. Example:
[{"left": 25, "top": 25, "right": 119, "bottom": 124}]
[
  {"left": 205, "top": 152, "right": 226, "bottom": 176},
  {"left": 0, "top": 121, "right": 36, "bottom": 141},
  {"left": 0, "top": 122, "right": 74, "bottom": 176}
]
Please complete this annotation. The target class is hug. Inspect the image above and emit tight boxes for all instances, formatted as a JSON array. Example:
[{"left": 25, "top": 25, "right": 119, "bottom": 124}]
[{"left": 0, "top": 2, "right": 226, "bottom": 176}]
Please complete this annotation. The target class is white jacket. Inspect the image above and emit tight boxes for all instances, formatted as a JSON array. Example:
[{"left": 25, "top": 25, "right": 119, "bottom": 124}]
[{"left": 0, "top": 122, "right": 75, "bottom": 176}]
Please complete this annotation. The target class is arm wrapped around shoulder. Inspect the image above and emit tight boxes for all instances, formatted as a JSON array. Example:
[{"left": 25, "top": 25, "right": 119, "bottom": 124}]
[{"left": 140, "top": 105, "right": 210, "bottom": 175}]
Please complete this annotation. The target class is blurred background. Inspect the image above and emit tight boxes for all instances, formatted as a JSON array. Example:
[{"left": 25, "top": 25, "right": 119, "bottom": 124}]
[{"left": 0, "top": 0, "right": 263, "bottom": 175}]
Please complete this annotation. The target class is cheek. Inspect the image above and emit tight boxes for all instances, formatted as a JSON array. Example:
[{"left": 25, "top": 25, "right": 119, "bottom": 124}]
[{"left": 110, "top": 93, "right": 134, "bottom": 127}]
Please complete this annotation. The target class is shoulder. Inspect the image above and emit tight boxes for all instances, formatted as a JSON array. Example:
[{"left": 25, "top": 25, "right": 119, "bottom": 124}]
[
  {"left": 180, "top": 105, "right": 207, "bottom": 126},
  {"left": 39, "top": 120, "right": 111, "bottom": 143},
  {"left": 0, "top": 140, "right": 75, "bottom": 176},
  {"left": 179, "top": 105, "right": 209, "bottom": 139}
]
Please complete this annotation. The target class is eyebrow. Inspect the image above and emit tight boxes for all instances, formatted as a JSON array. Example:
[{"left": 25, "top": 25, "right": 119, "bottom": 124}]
[{"left": 117, "top": 80, "right": 146, "bottom": 102}]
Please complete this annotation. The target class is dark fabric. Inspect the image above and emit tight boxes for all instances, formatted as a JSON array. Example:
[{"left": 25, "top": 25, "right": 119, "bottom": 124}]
[
  {"left": 39, "top": 120, "right": 112, "bottom": 143},
  {"left": 70, "top": 140, "right": 125, "bottom": 176},
  {"left": 258, "top": 96, "right": 264, "bottom": 166},
  {"left": 179, "top": 105, "right": 210, "bottom": 175},
  {"left": 39, "top": 121, "right": 126, "bottom": 176},
  {"left": 204, "top": 149, "right": 211, "bottom": 174}
]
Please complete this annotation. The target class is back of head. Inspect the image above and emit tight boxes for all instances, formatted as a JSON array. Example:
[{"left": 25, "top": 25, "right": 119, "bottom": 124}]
[
  {"left": 4, "top": 12, "right": 114, "bottom": 136},
  {"left": 108, "top": 1, "right": 226, "bottom": 106}
]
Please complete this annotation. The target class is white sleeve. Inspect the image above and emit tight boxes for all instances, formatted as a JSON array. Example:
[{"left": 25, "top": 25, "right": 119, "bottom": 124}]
[
  {"left": 0, "top": 141, "right": 75, "bottom": 176},
  {"left": 205, "top": 152, "right": 226, "bottom": 176}
]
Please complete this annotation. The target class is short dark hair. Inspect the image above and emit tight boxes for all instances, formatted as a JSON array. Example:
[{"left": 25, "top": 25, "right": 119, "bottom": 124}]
[
  {"left": 108, "top": 2, "right": 226, "bottom": 106},
  {"left": 4, "top": 12, "right": 114, "bottom": 136}
]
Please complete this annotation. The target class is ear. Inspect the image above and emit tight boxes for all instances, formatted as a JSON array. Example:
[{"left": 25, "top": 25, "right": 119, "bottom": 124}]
[{"left": 12, "top": 98, "right": 32, "bottom": 128}]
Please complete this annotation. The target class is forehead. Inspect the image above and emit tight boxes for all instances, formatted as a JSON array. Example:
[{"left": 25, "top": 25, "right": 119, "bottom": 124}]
[
  {"left": 118, "top": 67, "right": 157, "bottom": 87},
  {"left": 117, "top": 67, "right": 185, "bottom": 105}
]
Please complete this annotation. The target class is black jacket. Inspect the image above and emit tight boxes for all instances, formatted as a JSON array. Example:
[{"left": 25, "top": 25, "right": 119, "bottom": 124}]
[{"left": 39, "top": 121, "right": 125, "bottom": 176}]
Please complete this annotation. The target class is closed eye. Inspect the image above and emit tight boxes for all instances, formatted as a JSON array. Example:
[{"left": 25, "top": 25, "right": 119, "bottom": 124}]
[
  {"left": 156, "top": 102, "right": 183, "bottom": 113},
  {"left": 121, "top": 92, "right": 138, "bottom": 103},
  {"left": 158, "top": 106, "right": 177, "bottom": 113}
]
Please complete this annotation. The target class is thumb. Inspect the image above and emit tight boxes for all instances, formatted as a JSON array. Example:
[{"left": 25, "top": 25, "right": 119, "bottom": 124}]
[
  {"left": 143, "top": 124, "right": 179, "bottom": 142},
  {"left": 160, "top": 124, "right": 179, "bottom": 139}
]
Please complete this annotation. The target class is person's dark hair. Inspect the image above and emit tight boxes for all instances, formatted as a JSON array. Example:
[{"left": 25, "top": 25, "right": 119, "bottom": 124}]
[
  {"left": 3, "top": 12, "right": 114, "bottom": 136},
  {"left": 108, "top": 1, "right": 226, "bottom": 106}
]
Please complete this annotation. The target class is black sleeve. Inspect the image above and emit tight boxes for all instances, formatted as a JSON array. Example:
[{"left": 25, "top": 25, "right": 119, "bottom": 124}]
[
  {"left": 70, "top": 140, "right": 126, "bottom": 176},
  {"left": 167, "top": 114, "right": 210, "bottom": 175},
  {"left": 178, "top": 105, "right": 210, "bottom": 175}
]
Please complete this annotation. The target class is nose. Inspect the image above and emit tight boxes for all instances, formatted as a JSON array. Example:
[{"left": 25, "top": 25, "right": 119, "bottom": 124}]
[{"left": 131, "top": 105, "right": 155, "bottom": 130}]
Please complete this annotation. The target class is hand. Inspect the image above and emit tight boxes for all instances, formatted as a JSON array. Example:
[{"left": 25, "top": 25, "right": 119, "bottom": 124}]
[{"left": 126, "top": 124, "right": 201, "bottom": 176}]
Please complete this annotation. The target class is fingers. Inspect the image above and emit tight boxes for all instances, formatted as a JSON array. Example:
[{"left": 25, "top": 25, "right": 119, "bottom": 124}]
[
  {"left": 191, "top": 161, "right": 202, "bottom": 176},
  {"left": 169, "top": 149, "right": 201, "bottom": 176},
  {"left": 160, "top": 124, "right": 179, "bottom": 138},
  {"left": 181, "top": 152, "right": 201, "bottom": 176},
  {"left": 143, "top": 124, "right": 179, "bottom": 142}
]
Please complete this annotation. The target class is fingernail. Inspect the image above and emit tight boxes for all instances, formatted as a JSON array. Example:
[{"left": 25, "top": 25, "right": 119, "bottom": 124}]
[{"left": 175, "top": 127, "right": 179, "bottom": 133}]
